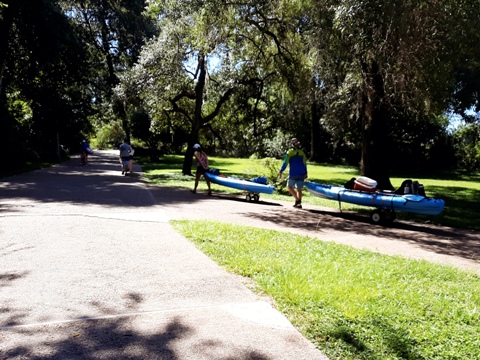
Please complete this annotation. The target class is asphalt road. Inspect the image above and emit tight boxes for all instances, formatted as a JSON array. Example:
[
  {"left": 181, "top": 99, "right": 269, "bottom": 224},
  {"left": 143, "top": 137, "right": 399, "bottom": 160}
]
[{"left": 0, "top": 150, "right": 328, "bottom": 360}]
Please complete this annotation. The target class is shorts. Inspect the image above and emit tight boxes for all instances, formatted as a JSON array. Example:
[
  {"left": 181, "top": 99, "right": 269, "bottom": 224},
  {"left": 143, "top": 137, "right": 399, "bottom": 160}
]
[
  {"left": 288, "top": 175, "right": 305, "bottom": 189},
  {"left": 197, "top": 165, "right": 207, "bottom": 175}
]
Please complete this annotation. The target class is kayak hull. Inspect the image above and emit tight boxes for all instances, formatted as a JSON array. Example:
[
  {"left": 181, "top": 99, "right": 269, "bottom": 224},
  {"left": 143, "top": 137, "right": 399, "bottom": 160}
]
[
  {"left": 205, "top": 172, "right": 275, "bottom": 195},
  {"left": 305, "top": 181, "right": 445, "bottom": 216}
]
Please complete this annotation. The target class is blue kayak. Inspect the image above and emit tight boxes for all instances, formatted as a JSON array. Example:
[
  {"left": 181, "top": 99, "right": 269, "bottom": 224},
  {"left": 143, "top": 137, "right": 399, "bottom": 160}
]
[
  {"left": 205, "top": 172, "right": 274, "bottom": 198},
  {"left": 305, "top": 181, "right": 445, "bottom": 223}
]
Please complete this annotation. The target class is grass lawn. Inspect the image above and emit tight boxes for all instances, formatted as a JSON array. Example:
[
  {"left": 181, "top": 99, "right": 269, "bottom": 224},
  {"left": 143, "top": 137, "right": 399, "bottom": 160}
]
[
  {"left": 140, "top": 155, "right": 480, "bottom": 231},
  {"left": 146, "top": 155, "right": 480, "bottom": 358},
  {"left": 172, "top": 220, "right": 480, "bottom": 360}
]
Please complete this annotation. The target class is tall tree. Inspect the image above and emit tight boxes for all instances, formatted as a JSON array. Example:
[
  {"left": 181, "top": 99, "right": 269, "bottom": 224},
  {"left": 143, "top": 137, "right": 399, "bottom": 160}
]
[
  {"left": 123, "top": 0, "right": 302, "bottom": 173},
  {"left": 308, "top": 0, "right": 480, "bottom": 188},
  {"left": 64, "top": 0, "right": 156, "bottom": 138},
  {"left": 1, "top": 0, "right": 93, "bottom": 163}
]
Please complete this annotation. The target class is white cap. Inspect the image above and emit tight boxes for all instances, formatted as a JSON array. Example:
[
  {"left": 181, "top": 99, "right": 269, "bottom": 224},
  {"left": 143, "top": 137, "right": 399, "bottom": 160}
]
[{"left": 193, "top": 143, "right": 201, "bottom": 149}]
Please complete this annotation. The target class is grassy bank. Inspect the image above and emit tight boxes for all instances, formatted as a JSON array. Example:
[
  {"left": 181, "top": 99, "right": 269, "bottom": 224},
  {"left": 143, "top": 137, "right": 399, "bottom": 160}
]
[
  {"left": 141, "top": 155, "right": 480, "bottom": 231},
  {"left": 173, "top": 220, "right": 480, "bottom": 360}
]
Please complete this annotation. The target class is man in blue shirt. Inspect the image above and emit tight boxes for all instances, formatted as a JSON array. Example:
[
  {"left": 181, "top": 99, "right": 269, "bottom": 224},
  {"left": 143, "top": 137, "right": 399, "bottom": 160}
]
[{"left": 279, "top": 138, "right": 308, "bottom": 208}]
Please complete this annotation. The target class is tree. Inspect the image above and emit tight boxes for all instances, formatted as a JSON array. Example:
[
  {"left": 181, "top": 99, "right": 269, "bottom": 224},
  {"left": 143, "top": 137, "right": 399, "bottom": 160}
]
[
  {"left": 307, "top": 0, "right": 480, "bottom": 188},
  {"left": 123, "top": 1, "right": 294, "bottom": 173},
  {"left": 122, "top": 0, "right": 324, "bottom": 173},
  {"left": 64, "top": 0, "right": 156, "bottom": 139},
  {"left": 1, "top": 0, "right": 94, "bottom": 164}
]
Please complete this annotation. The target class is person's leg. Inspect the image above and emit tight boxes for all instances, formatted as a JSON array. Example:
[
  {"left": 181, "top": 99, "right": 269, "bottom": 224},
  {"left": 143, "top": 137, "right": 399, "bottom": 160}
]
[
  {"left": 287, "top": 177, "right": 299, "bottom": 206},
  {"left": 295, "top": 178, "right": 305, "bottom": 207},
  {"left": 205, "top": 175, "right": 212, "bottom": 195},
  {"left": 129, "top": 158, "right": 133, "bottom": 172},
  {"left": 296, "top": 188, "right": 303, "bottom": 208},
  {"left": 193, "top": 171, "right": 200, "bottom": 193},
  {"left": 287, "top": 185, "right": 298, "bottom": 200}
]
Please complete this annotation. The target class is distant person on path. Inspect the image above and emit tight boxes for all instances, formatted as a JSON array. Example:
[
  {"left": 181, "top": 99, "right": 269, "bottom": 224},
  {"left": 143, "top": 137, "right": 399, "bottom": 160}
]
[
  {"left": 80, "top": 139, "right": 92, "bottom": 165},
  {"left": 192, "top": 143, "right": 212, "bottom": 195},
  {"left": 279, "top": 137, "right": 308, "bottom": 208},
  {"left": 119, "top": 139, "right": 132, "bottom": 174}
]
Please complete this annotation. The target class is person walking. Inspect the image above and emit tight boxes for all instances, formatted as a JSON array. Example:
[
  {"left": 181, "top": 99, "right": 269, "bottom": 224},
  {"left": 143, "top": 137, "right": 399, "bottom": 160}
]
[
  {"left": 119, "top": 139, "right": 132, "bottom": 175},
  {"left": 278, "top": 138, "right": 308, "bottom": 208},
  {"left": 192, "top": 143, "right": 212, "bottom": 195}
]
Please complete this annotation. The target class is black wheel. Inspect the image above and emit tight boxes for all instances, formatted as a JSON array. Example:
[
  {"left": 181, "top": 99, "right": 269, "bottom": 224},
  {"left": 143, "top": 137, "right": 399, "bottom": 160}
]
[
  {"left": 370, "top": 210, "right": 383, "bottom": 224},
  {"left": 253, "top": 194, "right": 259, "bottom": 202},
  {"left": 383, "top": 210, "right": 396, "bottom": 223},
  {"left": 246, "top": 194, "right": 252, "bottom": 202}
]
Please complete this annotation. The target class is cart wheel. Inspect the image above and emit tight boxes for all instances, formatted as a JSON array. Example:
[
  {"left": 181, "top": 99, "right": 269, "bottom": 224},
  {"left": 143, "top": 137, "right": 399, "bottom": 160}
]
[
  {"left": 253, "top": 194, "right": 259, "bottom": 202},
  {"left": 370, "top": 210, "right": 383, "bottom": 224},
  {"left": 383, "top": 210, "right": 396, "bottom": 224},
  {"left": 246, "top": 194, "right": 252, "bottom": 202}
]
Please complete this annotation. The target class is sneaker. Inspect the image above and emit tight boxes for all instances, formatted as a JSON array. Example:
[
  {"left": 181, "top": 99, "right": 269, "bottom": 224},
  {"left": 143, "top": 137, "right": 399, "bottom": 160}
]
[
  {"left": 191, "top": 189, "right": 196, "bottom": 194},
  {"left": 121, "top": 171, "right": 124, "bottom": 175}
]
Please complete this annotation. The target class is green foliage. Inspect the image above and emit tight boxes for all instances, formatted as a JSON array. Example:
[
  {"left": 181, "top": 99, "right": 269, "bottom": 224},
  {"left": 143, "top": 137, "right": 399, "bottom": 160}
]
[
  {"left": 452, "top": 122, "right": 480, "bottom": 171},
  {"left": 2, "top": 0, "right": 479, "bottom": 175},
  {"left": 95, "top": 120, "right": 125, "bottom": 149},
  {"left": 174, "top": 220, "right": 480, "bottom": 360},
  {"left": 258, "top": 157, "right": 285, "bottom": 191}
]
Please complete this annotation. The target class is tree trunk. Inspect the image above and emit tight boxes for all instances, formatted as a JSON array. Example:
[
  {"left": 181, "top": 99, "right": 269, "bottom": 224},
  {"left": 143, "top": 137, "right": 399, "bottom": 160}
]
[
  {"left": 310, "top": 99, "right": 327, "bottom": 162},
  {"left": 360, "top": 60, "right": 394, "bottom": 190},
  {"left": 182, "top": 53, "right": 207, "bottom": 175}
]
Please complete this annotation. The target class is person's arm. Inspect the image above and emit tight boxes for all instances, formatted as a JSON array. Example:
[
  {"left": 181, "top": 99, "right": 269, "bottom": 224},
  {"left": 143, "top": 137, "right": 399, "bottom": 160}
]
[
  {"left": 278, "top": 151, "right": 291, "bottom": 177},
  {"left": 203, "top": 152, "right": 209, "bottom": 169}
]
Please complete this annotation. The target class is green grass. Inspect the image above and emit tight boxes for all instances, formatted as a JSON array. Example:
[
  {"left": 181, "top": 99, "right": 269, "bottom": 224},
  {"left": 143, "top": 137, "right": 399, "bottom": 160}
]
[
  {"left": 172, "top": 220, "right": 480, "bottom": 360},
  {"left": 140, "top": 155, "right": 480, "bottom": 231}
]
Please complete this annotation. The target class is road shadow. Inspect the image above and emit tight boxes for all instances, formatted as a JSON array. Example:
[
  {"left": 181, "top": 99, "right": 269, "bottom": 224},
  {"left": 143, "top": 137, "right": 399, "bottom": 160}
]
[
  {"left": 2, "top": 316, "right": 272, "bottom": 360},
  {"left": 239, "top": 206, "right": 480, "bottom": 264},
  {"left": 0, "top": 151, "right": 205, "bottom": 211},
  {"left": 0, "top": 273, "right": 272, "bottom": 360}
]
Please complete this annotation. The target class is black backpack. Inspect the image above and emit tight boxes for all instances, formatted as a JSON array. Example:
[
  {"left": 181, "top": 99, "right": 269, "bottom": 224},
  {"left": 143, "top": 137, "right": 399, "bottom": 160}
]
[
  {"left": 394, "top": 179, "right": 427, "bottom": 197},
  {"left": 344, "top": 178, "right": 356, "bottom": 189}
]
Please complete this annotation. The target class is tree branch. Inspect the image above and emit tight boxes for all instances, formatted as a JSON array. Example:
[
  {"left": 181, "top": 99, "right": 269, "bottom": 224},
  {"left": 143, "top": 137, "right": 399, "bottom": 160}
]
[{"left": 203, "top": 87, "right": 235, "bottom": 123}]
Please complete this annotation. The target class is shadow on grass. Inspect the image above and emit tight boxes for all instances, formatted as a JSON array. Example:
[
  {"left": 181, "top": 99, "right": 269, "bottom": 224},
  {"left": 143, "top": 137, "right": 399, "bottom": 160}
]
[
  {"left": 238, "top": 204, "right": 480, "bottom": 266},
  {"left": 318, "top": 316, "right": 426, "bottom": 359}
]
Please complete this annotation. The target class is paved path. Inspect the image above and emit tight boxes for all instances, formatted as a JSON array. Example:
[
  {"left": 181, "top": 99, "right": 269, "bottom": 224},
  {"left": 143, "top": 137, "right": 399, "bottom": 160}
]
[
  {"left": 0, "top": 150, "right": 327, "bottom": 360},
  {"left": 1, "top": 150, "right": 479, "bottom": 359}
]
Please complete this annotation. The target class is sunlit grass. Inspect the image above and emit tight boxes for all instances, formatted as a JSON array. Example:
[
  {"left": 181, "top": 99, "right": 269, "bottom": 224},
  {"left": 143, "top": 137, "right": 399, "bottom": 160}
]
[
  {"left": 140, "top": 155, "right": 480, "bottom": 230},
  {"left": 173, "top": 220, "right": 480, "bottom": 360}
]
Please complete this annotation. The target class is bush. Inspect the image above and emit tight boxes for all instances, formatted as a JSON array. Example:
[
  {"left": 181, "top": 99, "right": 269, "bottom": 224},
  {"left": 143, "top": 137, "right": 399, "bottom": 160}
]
[
  {"left": 259, "top": 157, "right": 286, "bottom": 192},
  {"left": 96, "top": 121, "right": 125, "bottom": 149}
]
